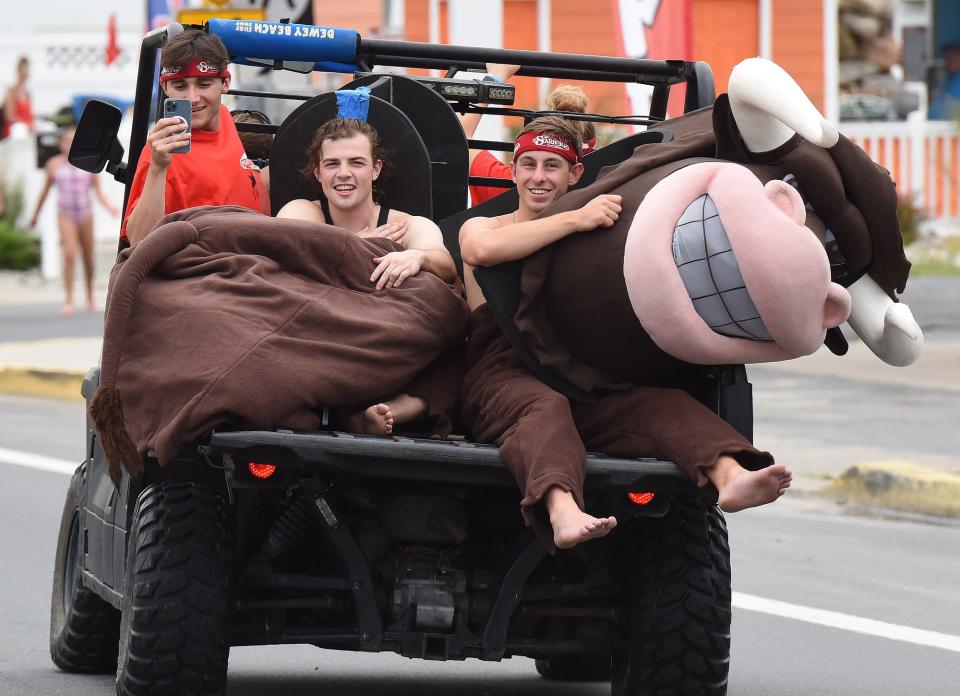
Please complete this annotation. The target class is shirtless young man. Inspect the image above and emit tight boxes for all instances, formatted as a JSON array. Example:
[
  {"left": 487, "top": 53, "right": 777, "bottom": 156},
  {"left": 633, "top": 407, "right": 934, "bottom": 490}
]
[
  {"left": 278, "top": 118, "right": 459, "bottom": 436},
  {"left": 459, "top": 116, "right": 792, "bottom": 551}
]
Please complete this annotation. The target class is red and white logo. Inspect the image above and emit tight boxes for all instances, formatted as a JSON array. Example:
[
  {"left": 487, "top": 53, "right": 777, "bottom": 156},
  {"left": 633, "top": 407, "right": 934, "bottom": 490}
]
[
  {"left": 531, "top": 134, "right": 571, "bottom": 151},
  {"left": 160, "top": 65, "right": 181, "bottom": 76},
  {"left": 196, "top": 61, "right": 218, "bottom": 73}
]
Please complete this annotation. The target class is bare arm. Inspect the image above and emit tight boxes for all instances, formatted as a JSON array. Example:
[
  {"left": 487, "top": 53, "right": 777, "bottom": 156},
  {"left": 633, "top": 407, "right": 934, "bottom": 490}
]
[
  {"left": 276, "top": 198, "right": 325, "bottom": 222},
  {"left": 124, "top": 116, "right": 192, "bottom": 244},
  {"left": 403, "top": 216, "right": 457, "bottom": 281},
  {"left": 28, "top": 161, "right": 56, "bottom": 228},
  {"left": 459, "top": 194, "right": 622, "bottom": 267},
  {"left": 2, "top": 89, "right": 15, "bottom": 126},
  {"left": 458, "top": 63, "right": 520, "bottom": 167},
  {"left": 370, "top": 215, "right": 457, "bottom": 289}
]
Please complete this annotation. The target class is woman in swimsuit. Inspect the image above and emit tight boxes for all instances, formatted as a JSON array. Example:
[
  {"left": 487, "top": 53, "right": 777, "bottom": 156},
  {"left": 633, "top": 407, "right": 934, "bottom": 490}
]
[
  {"left": 30, "top": 127, "right": 118, "bottom": 314},
  {"left": 277, "top": 118, "right": 459, "bottom": 435},
  {"left": 2, "top": 56, "right": 35, "bottom": 139}
]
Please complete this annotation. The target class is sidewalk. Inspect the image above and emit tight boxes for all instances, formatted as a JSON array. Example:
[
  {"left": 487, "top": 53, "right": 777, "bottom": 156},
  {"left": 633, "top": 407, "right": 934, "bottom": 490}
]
[{"left": 0, "top": 242, "right": 112, "bottom": 399}]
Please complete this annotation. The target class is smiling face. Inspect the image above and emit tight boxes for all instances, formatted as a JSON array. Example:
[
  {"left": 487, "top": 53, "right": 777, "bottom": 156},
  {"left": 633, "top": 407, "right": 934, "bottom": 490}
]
[
  {"left": 162, "top": 74, "right": 230, "bottom": 131},
  {"left": 511, "top": 150, "right": 583, "bottom": 216},
  {"left": 314, "top": 133, "right": 383, "bottom": 211}
]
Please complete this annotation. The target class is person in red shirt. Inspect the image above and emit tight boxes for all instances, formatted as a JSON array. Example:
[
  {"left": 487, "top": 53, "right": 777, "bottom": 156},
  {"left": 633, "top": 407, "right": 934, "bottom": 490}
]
[
  {"left": 122, "top": 30, "right": 269, "bottom": 244},
  {"left": 2, "top": 56, "right": 35, "bottom": 139},
  {"left": 459, "top": 65, "right": 597, "bottom": 206}
]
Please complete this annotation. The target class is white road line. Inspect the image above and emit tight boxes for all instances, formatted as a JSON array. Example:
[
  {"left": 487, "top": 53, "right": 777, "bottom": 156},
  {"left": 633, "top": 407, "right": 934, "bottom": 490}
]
[
  {"left": 0, "top": 447, "right": 76, "bottom": 476},
  {"left": 734, "top": 591, "right": 960, "bottom": 654}
]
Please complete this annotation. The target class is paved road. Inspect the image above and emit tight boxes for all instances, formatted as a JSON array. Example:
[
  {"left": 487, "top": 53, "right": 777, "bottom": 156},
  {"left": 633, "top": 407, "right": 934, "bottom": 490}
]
[{"left": 0, "top": 395, "right": 958, "bottom": 696}]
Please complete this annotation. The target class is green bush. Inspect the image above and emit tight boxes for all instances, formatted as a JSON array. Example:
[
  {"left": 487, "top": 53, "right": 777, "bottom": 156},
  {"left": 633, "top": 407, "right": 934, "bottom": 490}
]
[
  {"left": 897, "top": 194, "right": 925, "bottom": 247},
  {"left": 0, "top": 218, "right": 40, "bottom": 270},
  {"left": 0, "top": 182, "right": 39, "bottom": 270}
]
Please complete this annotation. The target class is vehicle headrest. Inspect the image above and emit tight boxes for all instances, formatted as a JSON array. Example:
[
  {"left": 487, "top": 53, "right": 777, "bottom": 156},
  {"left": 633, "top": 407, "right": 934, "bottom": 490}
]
[{"left": 269, "top": 92, "right": 433, "bottom": 218}]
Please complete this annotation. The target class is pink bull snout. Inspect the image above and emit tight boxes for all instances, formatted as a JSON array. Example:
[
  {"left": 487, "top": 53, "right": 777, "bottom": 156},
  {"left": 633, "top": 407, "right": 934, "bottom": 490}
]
[{"left": 623, "top": 162, "right": 851, "bottom": 365}]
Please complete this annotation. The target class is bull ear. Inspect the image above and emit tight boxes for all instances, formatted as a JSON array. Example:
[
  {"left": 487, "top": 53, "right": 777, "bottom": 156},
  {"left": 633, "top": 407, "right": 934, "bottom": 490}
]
[{"left": 728, "top": 58, "right": 839, "bottom": 152}]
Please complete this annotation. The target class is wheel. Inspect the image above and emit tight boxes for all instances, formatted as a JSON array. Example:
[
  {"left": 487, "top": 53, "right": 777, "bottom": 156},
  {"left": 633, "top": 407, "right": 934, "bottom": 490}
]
[
  {"left": 50, "top": 466, "right": 121, "bottom": 673},
  {"left": 612, "top": 497, "right": 731, "bottom": 696},
  {"left": 116, "top": 482, "right": 233, "bottom": 696},
  {"left": 536, "top": 656, "right": 611, "bottom": 681}
]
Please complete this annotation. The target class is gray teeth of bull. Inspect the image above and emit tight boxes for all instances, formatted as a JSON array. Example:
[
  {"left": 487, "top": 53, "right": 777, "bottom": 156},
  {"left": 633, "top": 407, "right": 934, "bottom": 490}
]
[{"left": 672, "top": 194, "right": 772, "bottom": 341}]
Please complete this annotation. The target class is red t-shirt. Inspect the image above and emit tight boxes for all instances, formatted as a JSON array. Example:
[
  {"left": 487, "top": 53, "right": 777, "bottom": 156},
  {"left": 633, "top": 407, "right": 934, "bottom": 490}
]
[
  {"left": 468, "top": 150, "right": 512, "bottom": 206},
  {"left": 121, "top": 104, "right": 270, "bottom": 240}
]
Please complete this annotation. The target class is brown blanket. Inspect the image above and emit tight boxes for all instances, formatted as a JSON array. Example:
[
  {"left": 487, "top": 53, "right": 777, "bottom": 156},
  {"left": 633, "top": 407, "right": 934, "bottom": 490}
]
[{"left": 91, "top": 206, "right": 468, "bottom": 483}]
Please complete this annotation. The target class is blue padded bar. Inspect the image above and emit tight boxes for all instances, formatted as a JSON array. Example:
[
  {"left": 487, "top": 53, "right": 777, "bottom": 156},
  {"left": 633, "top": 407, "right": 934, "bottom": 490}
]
[{"left": 208, "top": 18, "right": 359, "bottom": 65}]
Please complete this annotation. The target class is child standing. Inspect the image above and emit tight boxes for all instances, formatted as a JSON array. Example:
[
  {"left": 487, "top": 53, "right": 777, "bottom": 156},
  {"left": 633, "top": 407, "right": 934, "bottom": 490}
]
[{"left": 30, "top": 127, "right": 118, "bottom": 314}]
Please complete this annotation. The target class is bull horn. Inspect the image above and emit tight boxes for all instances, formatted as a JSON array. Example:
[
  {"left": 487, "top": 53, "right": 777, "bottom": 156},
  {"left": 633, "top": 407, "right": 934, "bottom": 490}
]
[
  {"left": 728, "top": 58, "right": 839, "bottom": 152},
  {"left": 845, "top": 275, "right": 923, "bottom": 367}
]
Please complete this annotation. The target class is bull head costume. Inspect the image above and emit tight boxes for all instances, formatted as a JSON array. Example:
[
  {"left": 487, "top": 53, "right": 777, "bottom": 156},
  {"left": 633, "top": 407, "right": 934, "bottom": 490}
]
[{"left": 511, "top": 58, "right": 921, "bottom": 395}]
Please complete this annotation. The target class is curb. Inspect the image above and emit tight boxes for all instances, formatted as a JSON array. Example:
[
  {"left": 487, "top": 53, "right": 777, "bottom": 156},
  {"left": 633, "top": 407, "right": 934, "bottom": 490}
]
[
  {"left": 0, "top": 367, "right": 85, "bottom": 401},
  {"left": 824, "top": 460, "right": 960, "bottom": 519}
]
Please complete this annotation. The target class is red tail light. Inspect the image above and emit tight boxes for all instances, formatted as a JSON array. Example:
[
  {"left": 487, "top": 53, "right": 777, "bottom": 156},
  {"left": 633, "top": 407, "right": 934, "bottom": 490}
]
[
  {"left": 248, "top": 462, "right": 277, "bottom": 479},
  {"left": 627, "top": 491, "right": 655, "bottom": 506}
]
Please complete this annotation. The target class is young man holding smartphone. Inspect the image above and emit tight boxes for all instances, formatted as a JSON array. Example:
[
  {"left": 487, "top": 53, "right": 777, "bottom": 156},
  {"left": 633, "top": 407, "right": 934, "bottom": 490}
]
[{"left": 122, "top": 30, "right": 270, "bottom": 244}]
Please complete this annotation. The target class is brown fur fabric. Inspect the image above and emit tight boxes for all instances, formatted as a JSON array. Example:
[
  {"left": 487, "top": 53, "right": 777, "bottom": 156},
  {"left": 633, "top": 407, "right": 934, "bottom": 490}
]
[
  {"left": 89, "top": 384, "right": 142, "bottom": 485},
  {"left": 92, "top": 205, "right": 468, "bottom": 481}
]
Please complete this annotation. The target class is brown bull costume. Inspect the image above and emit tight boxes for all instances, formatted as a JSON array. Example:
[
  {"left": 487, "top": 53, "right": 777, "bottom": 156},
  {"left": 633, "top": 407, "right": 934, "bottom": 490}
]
[
  {"left": 91, "top": 206, "right": 468, "bottom": 484},
  {"left": 514, "top": 93, "right": 908, "bottom": 390},
  {"left": 462, "top": 61, "right": 918, "bottom": 547}
]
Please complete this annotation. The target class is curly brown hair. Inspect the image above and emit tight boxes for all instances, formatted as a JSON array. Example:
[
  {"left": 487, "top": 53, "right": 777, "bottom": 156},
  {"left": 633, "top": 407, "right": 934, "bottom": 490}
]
[{"left": 302, "top": 118, "right": 393, "bottom": 204}]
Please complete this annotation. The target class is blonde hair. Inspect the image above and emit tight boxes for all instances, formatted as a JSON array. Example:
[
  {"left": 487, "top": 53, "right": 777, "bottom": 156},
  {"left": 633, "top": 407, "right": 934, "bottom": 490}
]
[
  {"left": 545, "top": 84, "right": 596, "bottom": 144},
  {"left": 517, "top": 116, "right": 584, "bottom": 161}
]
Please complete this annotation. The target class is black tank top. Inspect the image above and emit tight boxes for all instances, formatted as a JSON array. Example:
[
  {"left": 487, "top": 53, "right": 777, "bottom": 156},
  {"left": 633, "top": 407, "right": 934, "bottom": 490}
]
[{"left": 319, "top": 198, "right": 390, "bottom": 228}]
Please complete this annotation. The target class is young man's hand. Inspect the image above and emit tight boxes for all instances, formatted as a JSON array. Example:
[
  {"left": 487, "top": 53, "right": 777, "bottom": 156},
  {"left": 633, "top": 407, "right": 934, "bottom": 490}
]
[
  {"left": 147, "top": 116, "right": 192, "bottom": 169},
  {"left": 358, "top": 219, "right": 408, "bottom": 245},
  {"left": 370, "top": 249, "right": 425, "bottom": 289},
  {"left": 574, "top": 194, "right": 622, "bottom": 232}
]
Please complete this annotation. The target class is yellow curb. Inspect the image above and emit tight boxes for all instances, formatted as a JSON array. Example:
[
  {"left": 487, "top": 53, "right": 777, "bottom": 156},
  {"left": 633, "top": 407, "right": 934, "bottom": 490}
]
[
  {"left": 0, "top": 368, "right": 85, "bottom": 401},
  {"left": 826, "top": 459, "right": 960, "bottom": 519}
]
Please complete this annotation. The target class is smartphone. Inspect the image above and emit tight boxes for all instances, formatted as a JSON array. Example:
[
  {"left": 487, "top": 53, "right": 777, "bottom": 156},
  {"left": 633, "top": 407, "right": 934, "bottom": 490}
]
[{"left": 163, "top": 98, "right": 192, "bottom": 154}]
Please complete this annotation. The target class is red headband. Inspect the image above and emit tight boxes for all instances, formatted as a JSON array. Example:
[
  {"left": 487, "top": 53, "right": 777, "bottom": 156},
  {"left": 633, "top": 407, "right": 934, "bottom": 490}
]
[
  {"left": 513, "top": 130, "right": 579, "bottom": 164},
  {"left": 159, "top": 57, "right": 230, "bottom": 83}
]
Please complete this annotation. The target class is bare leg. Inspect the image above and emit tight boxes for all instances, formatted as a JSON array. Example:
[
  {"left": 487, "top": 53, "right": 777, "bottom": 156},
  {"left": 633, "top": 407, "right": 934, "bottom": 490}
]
[
  {"left": 706, "top": 455, "right": 793, "bottom": 513},
  {"left": 77, "top": 216, "right": 96, "bottom": 311},
  {"left": 545, "top": 487, "right": 617, "bottom": 550},
  {"left": 58, "top": 213, "right": 79, "bottom": 315}
]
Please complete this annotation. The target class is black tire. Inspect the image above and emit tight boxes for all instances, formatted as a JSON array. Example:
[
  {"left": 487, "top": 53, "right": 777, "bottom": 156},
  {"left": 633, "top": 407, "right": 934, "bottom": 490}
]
[
  {"left": 536, "top": 656, "right": 611, "bottom": 681},
  {"left": 50, "top": 466, "right": 121, "bottom": 672},
  {"left": 116, "top": 482, "right": 233, "bottom": 696},
  {"left": 612, "top": 497, "right": 731, "bottom": 696}
]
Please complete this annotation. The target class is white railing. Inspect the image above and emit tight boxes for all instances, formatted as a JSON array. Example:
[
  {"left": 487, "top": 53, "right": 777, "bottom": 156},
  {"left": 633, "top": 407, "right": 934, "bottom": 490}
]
[{"left": 841, "top": 119, "right": 960, "bottom": 223}]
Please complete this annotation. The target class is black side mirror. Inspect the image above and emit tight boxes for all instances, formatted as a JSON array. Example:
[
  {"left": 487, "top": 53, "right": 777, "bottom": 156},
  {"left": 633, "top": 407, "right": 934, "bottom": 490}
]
[{"left": 69, "top": 100, "right": 125, "bottom": 177}]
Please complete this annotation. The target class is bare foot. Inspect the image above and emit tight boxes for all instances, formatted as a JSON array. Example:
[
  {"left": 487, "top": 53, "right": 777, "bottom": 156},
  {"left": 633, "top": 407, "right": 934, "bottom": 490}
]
[
  {"left": 85, "top": 298, "right": 97, "bottom": 312},
  {"left": 716, "top": 463, "right": 792, "bottom": 513},
  {"left": 343, "top": 403, "right": 394, "bottom": 435},
  {"left": 60, "top": 303, "right": 75, "bottom": 316},
  {"left": 546, "top": 488, "right": 617, "bottom": 550}
]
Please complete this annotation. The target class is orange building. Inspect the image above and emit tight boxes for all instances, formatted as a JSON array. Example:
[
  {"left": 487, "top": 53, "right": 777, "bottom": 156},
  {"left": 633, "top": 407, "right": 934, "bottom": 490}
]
[{"left": 395, "top": 0, "right": 834, "bottom": 119}]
